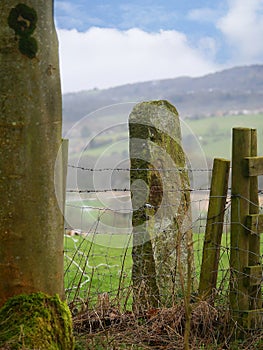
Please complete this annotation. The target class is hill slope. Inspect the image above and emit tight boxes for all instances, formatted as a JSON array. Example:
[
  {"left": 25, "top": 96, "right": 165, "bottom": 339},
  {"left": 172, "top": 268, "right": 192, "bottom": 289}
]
[{"left": 63, "top": 65, "right": 263, "bottom": 121}]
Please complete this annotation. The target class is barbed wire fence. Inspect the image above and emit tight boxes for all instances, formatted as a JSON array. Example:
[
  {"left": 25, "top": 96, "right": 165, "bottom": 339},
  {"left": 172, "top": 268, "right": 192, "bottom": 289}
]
[
  {"left": 63, "top": 162, "right": 263, "bottom": 318},
  {"left": 60, "top": 101, "right": 263, "bottom": 347}
]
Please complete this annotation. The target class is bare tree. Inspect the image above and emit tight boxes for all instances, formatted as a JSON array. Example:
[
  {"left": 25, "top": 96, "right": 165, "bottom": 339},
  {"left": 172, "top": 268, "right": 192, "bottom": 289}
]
[{"left": 0, "top": 1, "right": 64, "bottom": 306}]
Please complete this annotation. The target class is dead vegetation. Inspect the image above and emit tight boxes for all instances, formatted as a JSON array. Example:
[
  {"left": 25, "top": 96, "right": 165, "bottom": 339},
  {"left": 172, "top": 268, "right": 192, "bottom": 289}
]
[{"left": 71, "top": 296, "right": 263, "bottom": 350}]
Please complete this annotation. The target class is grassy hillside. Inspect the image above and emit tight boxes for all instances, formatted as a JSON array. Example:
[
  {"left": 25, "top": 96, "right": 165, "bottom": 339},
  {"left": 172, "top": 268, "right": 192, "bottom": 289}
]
[
  {"left": 62, "top": 65, "right": 263, "bottom": 121},
  {"left": 183, "top": 113, "right": 263, "bottom": 160},
  {"left": 66, "top": 113, "right": 263, "bottom": 163},
  {"left": 65, "top": 112, "right": 263, "bottom": 192}
]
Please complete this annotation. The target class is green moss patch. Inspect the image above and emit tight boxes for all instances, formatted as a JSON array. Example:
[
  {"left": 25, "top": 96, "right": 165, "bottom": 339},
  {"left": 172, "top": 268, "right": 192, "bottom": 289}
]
[
  {"left": 18, "top": 36, "right": 38, "bottom": 59},
  {"left": 8, "top": 4, "right": 38, "bottom": 58},
  {"left": 8, "top": 4, "right": 37, "bottom": 37},
  {"left": 0, "top": 292, "right": 74, "bottom": 349}
]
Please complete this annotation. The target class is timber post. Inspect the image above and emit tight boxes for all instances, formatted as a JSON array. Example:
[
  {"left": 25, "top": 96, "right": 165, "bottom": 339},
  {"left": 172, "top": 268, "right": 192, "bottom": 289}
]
[
  {"left": 199, "top": 158, "right": 230, "bottom": 300},
  {"left": 230, "top": 127, "right": 263, "bottom": 329}
]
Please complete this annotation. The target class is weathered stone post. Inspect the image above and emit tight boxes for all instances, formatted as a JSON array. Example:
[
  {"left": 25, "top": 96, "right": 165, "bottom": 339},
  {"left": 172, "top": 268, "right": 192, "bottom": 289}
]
[
  {"left": 0, "top": 1, "right": 64, "bottom": 304},
  {"left": 129, "top": 100, "right": 193, "bottom": 310},
  {"left": 0, "top": 2, "right": 74, "bottom": 348}
]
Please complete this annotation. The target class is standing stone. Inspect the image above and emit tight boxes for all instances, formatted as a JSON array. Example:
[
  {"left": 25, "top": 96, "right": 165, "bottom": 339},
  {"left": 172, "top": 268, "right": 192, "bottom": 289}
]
[
  {"left": 0, "top": 1, "right": 64, "bottom": 306},
  {"left": 129, "top": 100, "right": 193, "bottom": 309}
]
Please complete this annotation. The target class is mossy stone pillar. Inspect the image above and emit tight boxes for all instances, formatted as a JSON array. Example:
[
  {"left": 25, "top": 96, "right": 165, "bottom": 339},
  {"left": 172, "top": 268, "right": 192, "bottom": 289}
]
[
  {"left": 0, "top": 292, "right": 74, "bottom": 349},
  {"left": 0, "top": 1, "right": 64, "bottom": 305},
  {"left": 129, "top": 100, "right": 193, "bottom": 309}
]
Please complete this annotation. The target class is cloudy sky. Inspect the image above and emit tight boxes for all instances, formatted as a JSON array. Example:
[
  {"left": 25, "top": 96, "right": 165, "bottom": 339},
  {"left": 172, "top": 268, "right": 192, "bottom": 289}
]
[{"left": 54, "top": 0, "right": 263, "bottom": 94}]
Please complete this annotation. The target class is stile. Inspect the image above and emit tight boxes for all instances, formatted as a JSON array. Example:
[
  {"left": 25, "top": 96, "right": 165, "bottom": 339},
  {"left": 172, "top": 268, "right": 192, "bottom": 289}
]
[
  {"left": 243, "top": 309, "right": 263, "bottom": 329},
  {"left": 248, "top": 129, "right": 262, "bottom": 310},
  {"left": 246, "top": 214, "right": 263, "bottom": 234},
  {"left": 244, "top": 156, "right": 263, "bottom": 176},
  {"left": 230, "top": 127, "right": 263, "bottom": 327},
  {"left": 244, "top": 266, "right": 262, "bottom": 287},
  {"left": 230, "top": 128, "right": 251, "bottom": 322}
]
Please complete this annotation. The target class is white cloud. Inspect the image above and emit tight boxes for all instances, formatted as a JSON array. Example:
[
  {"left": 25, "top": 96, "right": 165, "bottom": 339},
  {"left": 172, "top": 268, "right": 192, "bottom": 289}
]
[
  {"left": 58, "top": 27, "right": 219, "bottom": 93},
  {"left": 217, "top": 0, "right": 263, "bottom": 62},
  {"left": 197, "top": 37, "right": 218, "bottom": 60}
]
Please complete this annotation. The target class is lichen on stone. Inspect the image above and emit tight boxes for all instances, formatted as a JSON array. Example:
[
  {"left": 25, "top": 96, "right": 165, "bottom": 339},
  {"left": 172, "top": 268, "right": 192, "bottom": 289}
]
[{"left": 129, "top": 100, "right": 194, "bottom": 308}]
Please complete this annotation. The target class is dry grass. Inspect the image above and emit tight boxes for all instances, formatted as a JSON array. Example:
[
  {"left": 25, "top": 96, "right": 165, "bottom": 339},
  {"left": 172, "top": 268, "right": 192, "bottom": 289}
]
[{"left": 71, "top": 295, "right": 263, "bottom": 350}]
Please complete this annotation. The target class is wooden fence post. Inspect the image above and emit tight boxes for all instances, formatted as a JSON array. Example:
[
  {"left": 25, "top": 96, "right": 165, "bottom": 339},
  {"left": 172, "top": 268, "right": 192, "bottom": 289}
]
[
  {"left": 230, "top": 127, "right": 263, "bottom": 329},
  {"left": 242, "top": 129, "right": 263, "bottom": 328},
  {"left": 199, "top": 158, "right": 230, "bottom": 300},
  {"left": 230, "top": 127, "right": 251, "bottom": 324},
  {"left": 129, "top": 100, "right": 193, "bottom": 311},
  {"left": 248, "top": 129, "right": 261, "bottom": 311}
]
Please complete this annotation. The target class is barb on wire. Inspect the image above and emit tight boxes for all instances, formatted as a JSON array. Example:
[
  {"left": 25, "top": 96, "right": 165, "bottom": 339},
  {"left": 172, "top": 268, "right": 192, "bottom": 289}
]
[
  {"left": 68, "top": 164, "right": 213, "bottom": 173},
  {"left": 67, "top": 188, "right": 130, "bottom": 193},
  {"left": 66, "top": 187, "right": 215, "bottom": 194}
]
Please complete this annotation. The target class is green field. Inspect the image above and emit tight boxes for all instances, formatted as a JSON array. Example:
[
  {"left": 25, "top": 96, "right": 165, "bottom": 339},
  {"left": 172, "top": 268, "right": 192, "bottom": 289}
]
[
  {"left": 65, "top": 196, "right": 132, "bottom": 234},
  {"left": 183, "top": 113, "right": 263, "bottom": 160},
  {"left": 66, "top": 113, "right": 263, "bottom": 194},
  {"left": 64, "top": 232, "right": 231, "bottom": 308},
  {"left": 64, "top": 233, "right": 133, "bottom": 308},
  {"left": 69, "top": 113, "right": 263, "bottom": 162},
  {"left": 64, "top": 112, "right": 263, "bottom": 308}
]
